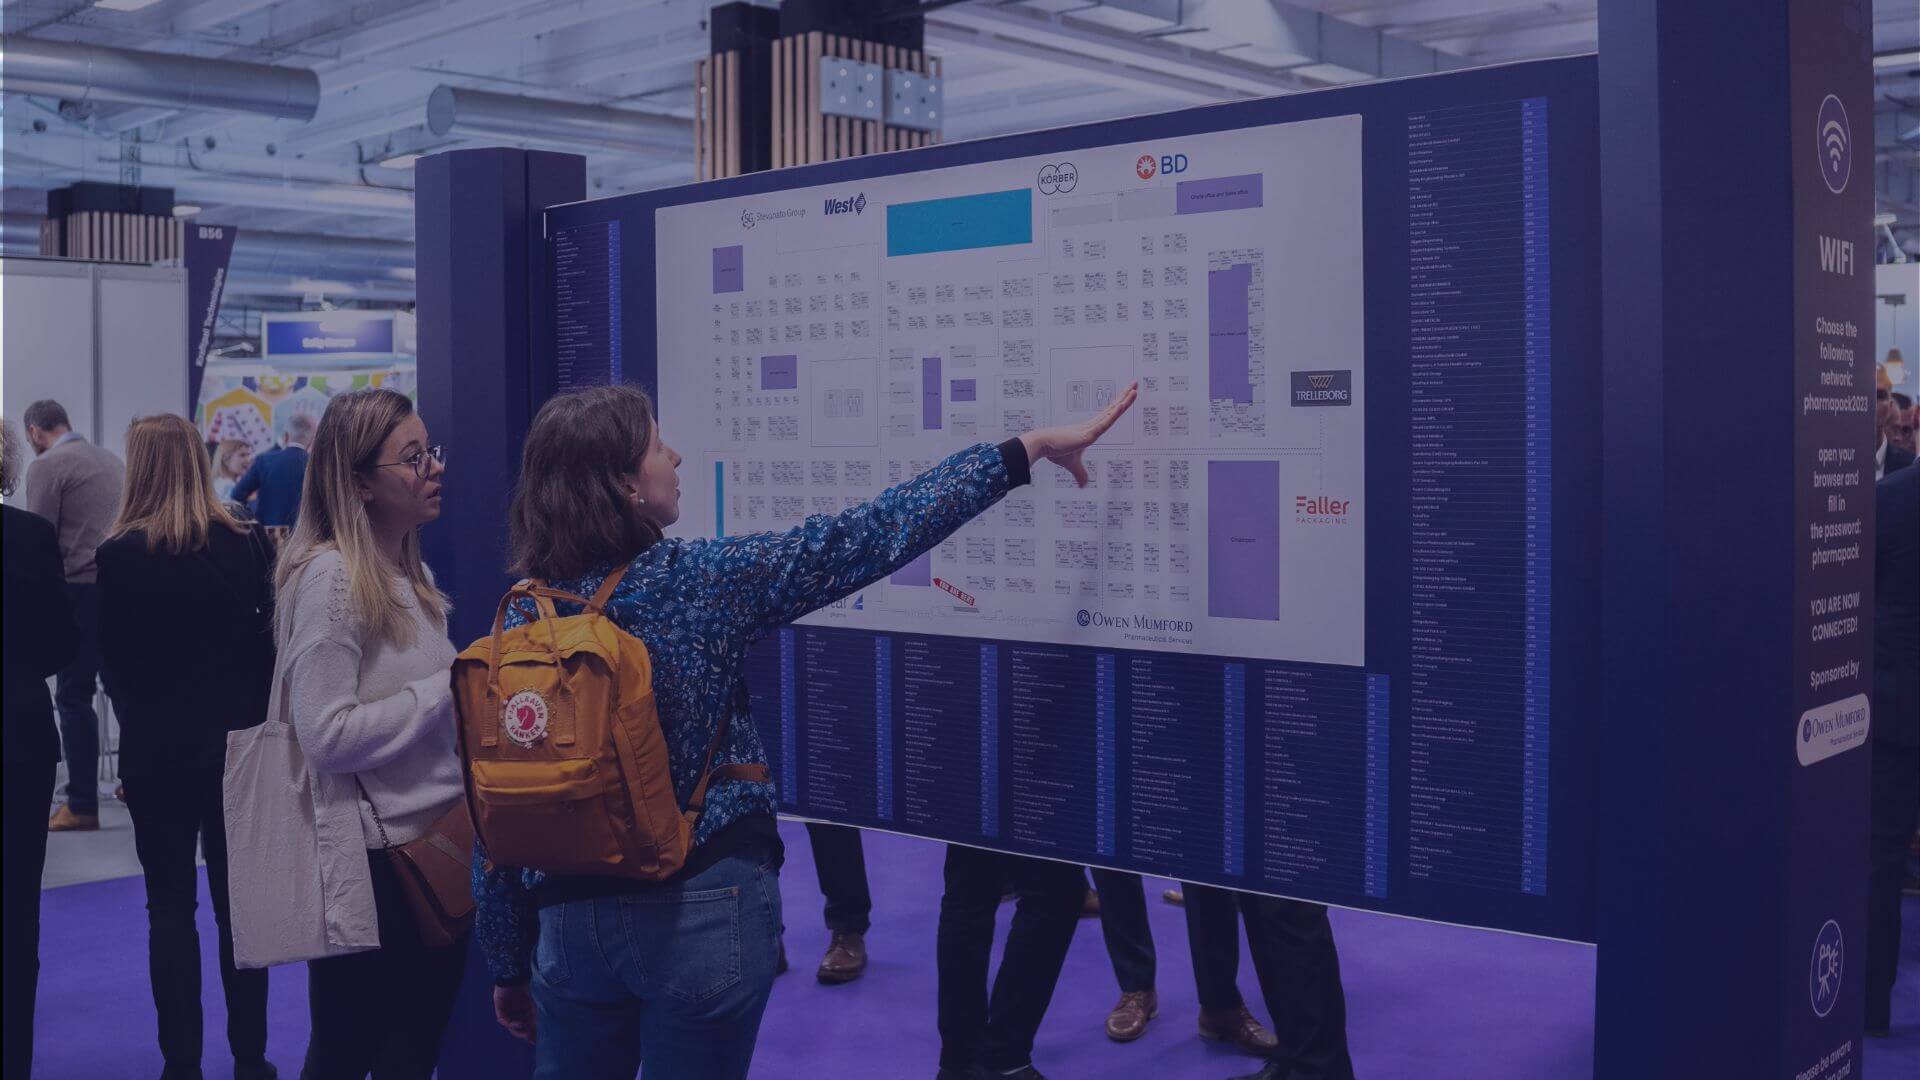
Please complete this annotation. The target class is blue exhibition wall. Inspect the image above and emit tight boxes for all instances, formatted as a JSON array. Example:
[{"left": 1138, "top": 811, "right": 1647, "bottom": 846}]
[{"left": 539, "top": 57, "right": 1603, "bottom": 944}]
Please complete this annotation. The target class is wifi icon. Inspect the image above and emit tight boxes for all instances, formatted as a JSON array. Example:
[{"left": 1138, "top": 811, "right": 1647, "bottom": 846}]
[{"left": 1817, "top": 94, "right": 1850, "bottom": 194}]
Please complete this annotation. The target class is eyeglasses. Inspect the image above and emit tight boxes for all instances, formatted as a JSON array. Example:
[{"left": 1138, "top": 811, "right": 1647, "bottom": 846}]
[{"left": 369, "top": 444, "right": 446, "bottom": 478}]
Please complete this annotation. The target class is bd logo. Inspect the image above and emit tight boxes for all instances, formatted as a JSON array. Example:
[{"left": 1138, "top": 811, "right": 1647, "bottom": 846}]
[
  {"left": 1037, "top": 162, "right": 1078, "bottom": 195},
  {"left": 1137, "top": 153, "right": 1188, "bottom": 180},
  {"left": 1076, "top": 609, "right": 1092, "bottom": 627},
  {"left": 1136, "top": 155, "right": 1157, "bottom": 180}
]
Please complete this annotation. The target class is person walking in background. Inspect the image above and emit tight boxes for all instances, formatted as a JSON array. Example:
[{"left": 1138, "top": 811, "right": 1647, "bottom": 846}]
[
  {"left": 233, "top": 411, "right": 314, "bottom": 528},
  {"left": 474, "top": 382, "right": 1135, "bottom": 1080},
  {"left": 98, "top": 415, "right": 278, "bottom": 1080},
  {"left": 806, "top": 822, "right": 875, "bottom": 983},
  {"left": 265, "top": 389, "right": 467, "bottom": 1079},
  {"left": 22, "top": 398, "right": 126, "bottom": 832},
  {"left": 213, "top": 438, "right": 257, "bottom": 502},
  {"left": 1866, "top": 461, "right": 1919, "bottom": 1038},
  {"left": 2, "top": 420, "right": 81, "bottom": 1080}
]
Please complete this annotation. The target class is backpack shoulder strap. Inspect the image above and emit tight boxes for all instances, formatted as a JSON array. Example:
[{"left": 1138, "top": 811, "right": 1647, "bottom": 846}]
[{"left": 682, "top": 711, "right": 773, "bottom": 826}]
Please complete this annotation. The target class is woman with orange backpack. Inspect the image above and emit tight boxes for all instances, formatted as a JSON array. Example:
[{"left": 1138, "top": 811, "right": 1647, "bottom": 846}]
[{"left": 472, "top": 382, "right": 1135, "bottom": 1079}]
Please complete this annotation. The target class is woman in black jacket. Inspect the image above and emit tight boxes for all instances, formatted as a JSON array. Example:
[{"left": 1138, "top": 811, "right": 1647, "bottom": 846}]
[
  {"left": 98, "top": 414, "right": 278, "bottom": 1080},
  {"left": 2, "top": 419, "right": 80, "bottom": 1080}
]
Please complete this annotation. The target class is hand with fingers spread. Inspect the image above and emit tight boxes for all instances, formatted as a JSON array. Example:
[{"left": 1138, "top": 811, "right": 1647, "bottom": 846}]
[{"left": 1018, "top": 381, "right": 1139, "bottom": 487}]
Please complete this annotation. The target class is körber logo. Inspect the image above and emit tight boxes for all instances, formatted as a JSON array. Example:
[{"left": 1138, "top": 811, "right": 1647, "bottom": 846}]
[{"left": 1037, "top": 162, "right": 1078, "bottom": 195}]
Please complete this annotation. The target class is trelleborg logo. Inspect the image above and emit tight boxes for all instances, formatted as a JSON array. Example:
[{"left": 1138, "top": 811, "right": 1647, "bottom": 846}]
[
  {"left": 1810, "top": 919, "right": 1844, "bottom": 1017},
  {"left": 1290, "top": 370, "right": 1353, "bottom": 407},
  {"left": 1076, "top": 609, "right": 1092, "bottom": 627},
  {"left": 1817, "top": 94, "right": 1850, "bottom": 195},
  {"left": 1037, "top": 162, "right": 1078, "bottom": 195},
  {"left": 1136, "top": 154, "right": 1157, "bottom": 180}
]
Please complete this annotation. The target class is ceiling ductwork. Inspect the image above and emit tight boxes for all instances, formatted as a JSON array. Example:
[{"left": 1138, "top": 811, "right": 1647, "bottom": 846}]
[
  {"left": 426, "top": 85, "right": 689, "bottom": 155},
  {"left": 0, "top": 36, "right": 320, "bottom": 121}
]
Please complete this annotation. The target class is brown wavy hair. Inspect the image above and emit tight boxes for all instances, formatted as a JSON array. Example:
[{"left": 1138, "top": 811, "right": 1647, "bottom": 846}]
[
  {"left": 509, "top": 385, "right": 663, "bottom": 582},
  {"left": 107, "top": 414, "right": 248, "bottom": 554}
]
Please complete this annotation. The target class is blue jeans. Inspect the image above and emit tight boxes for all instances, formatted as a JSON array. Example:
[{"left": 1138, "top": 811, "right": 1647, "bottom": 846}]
[{"left": 532, "top": 853, "right": 782, "bottom": 1080}]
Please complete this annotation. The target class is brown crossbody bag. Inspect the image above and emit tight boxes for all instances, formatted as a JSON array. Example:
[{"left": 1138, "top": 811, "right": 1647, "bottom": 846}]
[{"left": 356, "top": 782, "right": 476, "bottom": 948}]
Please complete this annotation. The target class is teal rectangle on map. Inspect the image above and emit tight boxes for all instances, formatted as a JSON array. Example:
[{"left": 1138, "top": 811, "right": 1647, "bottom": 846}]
[{"left": 886, "top": 189, "right": 1032, "bottom": 256}]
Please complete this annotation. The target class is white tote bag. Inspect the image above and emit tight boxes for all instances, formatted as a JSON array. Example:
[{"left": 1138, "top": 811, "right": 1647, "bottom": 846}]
[{"left": 223, "top": 581, "right": 380, "bottom": 969}]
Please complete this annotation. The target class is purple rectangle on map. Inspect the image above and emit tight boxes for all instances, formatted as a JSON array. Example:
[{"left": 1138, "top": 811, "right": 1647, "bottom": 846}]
[
  {"left": 1208, "top": 264, "right": 1253, "bottom": 405},
  {"left": 892, "top": 552, "right": 932, "bottom": 587},
  {"left": 922, "top": 357, "right": 942, "bottom": 430},
  {"left": 712, "top": 245, "right": 744, "bottom": 293},
  {"left": 1176, "top": 173, "right": 1264, "bottom": 215},
  {"left": 760, "top": 355, "right": 797, "bottom": 390},
  {"left": 950, "top": 379, "right": 977, "bottom": 403},
  {"left": 1207, "top": 461, "right": 1279, "bottom": 621}
]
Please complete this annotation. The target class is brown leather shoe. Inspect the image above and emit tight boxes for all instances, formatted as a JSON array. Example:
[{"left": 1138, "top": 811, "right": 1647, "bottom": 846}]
[
  {"left": 816, "top": 930, "right": 867, "bottom": 983},
  {"left": 1081, "top": 888, "right": 1101, "bottom": 917},
  {"left": 1198, "top": 1005, "right": 1278, "bottom": 1056},
  {"left": 1105, "top": 989, "right": 1158, "bottom": 1042},
  {"left": 48, "top": 805, "right": 99, "bottom": 832}
]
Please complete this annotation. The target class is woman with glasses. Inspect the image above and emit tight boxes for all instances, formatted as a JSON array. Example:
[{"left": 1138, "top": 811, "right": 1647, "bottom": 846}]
[
  {"left": 98, "top": 414, "right": 279, "bottom": 1080},
  {"left": 269, "top": 389, "right": 467, "bottom": 1078}
]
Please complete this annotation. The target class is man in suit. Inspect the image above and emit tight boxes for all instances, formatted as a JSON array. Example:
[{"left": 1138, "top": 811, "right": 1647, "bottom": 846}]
[
  {"left": 3, "top": 419, "right": 81, "bottom": 1077},
  {"left": 232, "top": 410, "right": 314, "bottom": 528},
  {"left": 1867, "top": 462, "right": 1919, "bottom": 1038},
  {"left": 23, "top": 399, "right": 125, "bottom": 831}
]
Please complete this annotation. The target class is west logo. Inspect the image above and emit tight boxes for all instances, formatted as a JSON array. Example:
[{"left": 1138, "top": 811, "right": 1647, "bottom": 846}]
[{"left": 823, "top": 192, "right": 867, "bottom": 216}]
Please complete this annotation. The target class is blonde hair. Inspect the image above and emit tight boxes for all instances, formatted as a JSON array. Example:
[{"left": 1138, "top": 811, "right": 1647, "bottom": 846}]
[
  {"left": 214, "top": 438, "right": 253, "bottom": 480},
  {"left": 276, "top": 389, "right": 447, "bottom": 646},
  {"left": 108, "top": 414, "right": 248, "bottom": 554}
]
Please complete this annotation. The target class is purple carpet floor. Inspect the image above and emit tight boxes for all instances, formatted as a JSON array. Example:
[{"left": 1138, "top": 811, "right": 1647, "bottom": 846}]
[{"left": 30, "top": 819, "right": 1920, "bottom": 1078}]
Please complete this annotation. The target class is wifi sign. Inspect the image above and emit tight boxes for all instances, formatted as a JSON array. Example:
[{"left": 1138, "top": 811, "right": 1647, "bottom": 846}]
[{"left": 1816, "top": 94, "right": 1850, "bottom": 195}]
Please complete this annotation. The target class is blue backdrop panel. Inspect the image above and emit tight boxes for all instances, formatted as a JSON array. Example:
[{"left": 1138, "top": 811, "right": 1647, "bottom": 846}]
[{"left": 536, "top": 58, "right": 1602, "bottom": 944}]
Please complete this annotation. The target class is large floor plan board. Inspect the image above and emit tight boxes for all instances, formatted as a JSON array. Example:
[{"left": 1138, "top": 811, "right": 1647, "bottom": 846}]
[{"left": 655, "top": 116, "right": 1366, "bottom": 666}]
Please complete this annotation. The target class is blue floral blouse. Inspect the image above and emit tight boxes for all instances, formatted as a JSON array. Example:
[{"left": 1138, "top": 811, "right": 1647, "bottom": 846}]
[{"left": 473, "top": 440, "right": 1028, "bottom": 984}]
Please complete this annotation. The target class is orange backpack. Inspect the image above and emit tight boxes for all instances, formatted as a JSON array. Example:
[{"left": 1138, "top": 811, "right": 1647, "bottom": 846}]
[{"left": 451, "top": 568, "right": 769, "bottom": 880}]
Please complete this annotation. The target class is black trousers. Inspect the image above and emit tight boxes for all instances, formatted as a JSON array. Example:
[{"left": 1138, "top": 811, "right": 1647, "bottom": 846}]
[
  {"left": 54, "top": 582, "right": 102, "bottom": 815},
  {"left": 1184, "top": 884, "right": 1355, "bottom": 1079},
  {"left": 1089, "top": 868, "right": 1246, "bottom": 1009},
  {"left": 1867, "top": 737, "right": 1920, "bottom": 1031},
  {"left": 806, "top": 821, "right": 872, "bottom": 933},
  {"left": 125, "top": 768, "right": 269, "bottom": 1072},
  {"left": 3, "top": 763, "right": 56, "bottom": 1080},
  {"left": 301, "top": 851, "right": 469, "bottom": 1080},
  {"left": 937, "top": 846, "right": 1085, "bottom": 1071}
]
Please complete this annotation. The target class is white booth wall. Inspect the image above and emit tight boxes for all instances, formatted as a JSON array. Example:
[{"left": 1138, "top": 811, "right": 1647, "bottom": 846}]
[{"left": 1, "top": 256, "right": 189, "bottom": 461}]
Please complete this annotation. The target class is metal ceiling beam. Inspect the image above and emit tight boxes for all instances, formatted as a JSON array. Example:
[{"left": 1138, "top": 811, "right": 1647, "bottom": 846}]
[
  {"left": 927, "top": 5, "right": 1311, "bottom": 102},
  {"left": 424, "top": 84, "right": 688, "bottom": 154},
  {"left": 0, "top": 35, "right": 320, "bottom": 120}
]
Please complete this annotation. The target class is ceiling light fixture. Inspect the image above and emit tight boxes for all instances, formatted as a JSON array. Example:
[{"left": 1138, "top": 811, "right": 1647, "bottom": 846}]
[
  {"left": 172, "top": 204, "right": 203, "bottom": 218},
  {"left": 377, "top": 153, "right": 422, "bottom": 169},
  {"left": 92, "top": 0, "right": 166, "bottom": 11}
]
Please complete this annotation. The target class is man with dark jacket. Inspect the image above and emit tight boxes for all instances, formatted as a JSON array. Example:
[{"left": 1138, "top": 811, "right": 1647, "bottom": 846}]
[
  {"left": 3, "top": 419, "right": 81, "bottom": 1079},
  {"left": 1867, "top": 462, "right": 1919, "bottom": 1038},
  {"left": 231, "top": 411, "right": 313, "bottom": 528}
]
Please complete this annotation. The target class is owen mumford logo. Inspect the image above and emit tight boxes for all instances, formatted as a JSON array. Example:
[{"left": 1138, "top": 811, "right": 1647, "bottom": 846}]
[
  {"left": 1075, "top": 608, "right": 1194, "bottom": 634},
  {"left": 1290, "top": 370, "right": 1352, "bottom": 406},
  {"left": 823, "top": 192, "right": 868, "bottom": 216}
]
